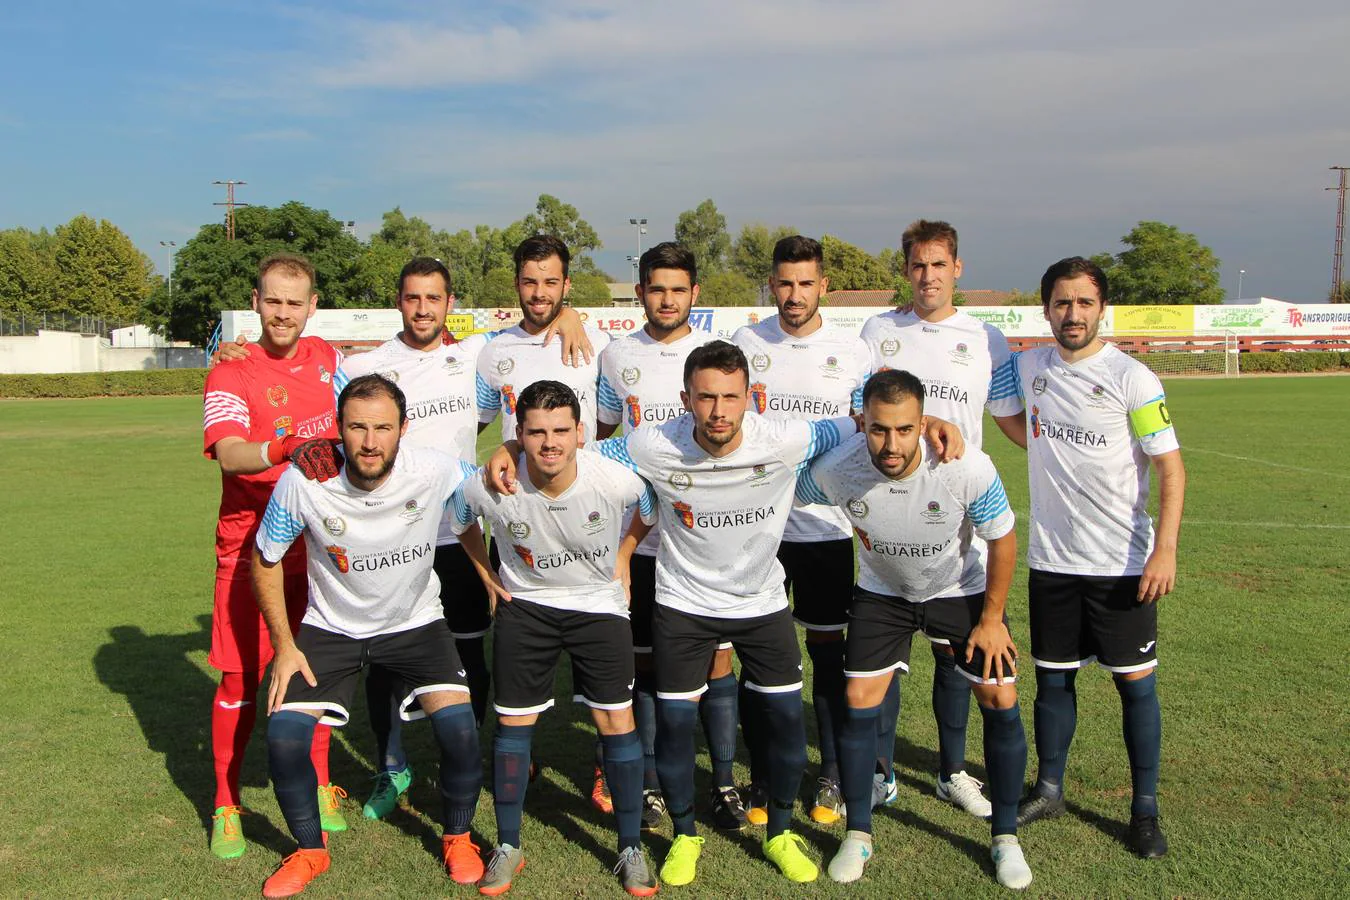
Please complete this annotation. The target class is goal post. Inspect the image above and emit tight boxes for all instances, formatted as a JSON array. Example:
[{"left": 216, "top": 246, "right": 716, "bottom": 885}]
[{"left": 1113, "top": 331, "right": 1239, "bottom": 377}]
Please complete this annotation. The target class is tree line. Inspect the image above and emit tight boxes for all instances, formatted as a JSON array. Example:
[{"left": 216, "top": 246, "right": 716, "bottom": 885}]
[{"left": 0, "top": 193, "right": 1246, "bottom": 347}]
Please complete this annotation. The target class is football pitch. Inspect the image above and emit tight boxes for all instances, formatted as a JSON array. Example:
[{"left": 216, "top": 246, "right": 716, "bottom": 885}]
[{"left": 0, "top": 376, "right": 1346, "bottom": 898}]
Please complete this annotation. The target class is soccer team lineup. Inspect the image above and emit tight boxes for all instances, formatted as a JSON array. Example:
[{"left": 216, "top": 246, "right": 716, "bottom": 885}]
[{"left": 203, "top": 222, "right": 1184, "bottom": 897}]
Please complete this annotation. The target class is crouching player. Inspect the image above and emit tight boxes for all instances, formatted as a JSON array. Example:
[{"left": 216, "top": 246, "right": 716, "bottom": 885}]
[
  {"left": 453, "top": 380, "right": 660, "bottom": 896},
  {"left": 798, "top": 369, "right": 1034, "bottom": 890},
  {"left": 250, "top": 374, "right": 490, "bottom": 897}
]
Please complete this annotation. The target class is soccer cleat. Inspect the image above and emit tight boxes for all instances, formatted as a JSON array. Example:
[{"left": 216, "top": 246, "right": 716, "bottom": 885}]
[
  {"left": 763, "top": 830, "right": 819, "bottom": 882},
  {"left": 363, "top": 766, "right": 412, "bottom": 820},
  {"left": 991, "top": 835, "right": 1033, "bottom": 890},
  {"left": 641, "top": 789, "right": 667, "bottom": 833},
  {"left": 443, "top": 832, "right": 486, "bottom": 884},
  {"left": 709, "top": 785, "right": 748, "bottom": 831},
  {"left": 1127, "top": 815, "right": 1168, "bottom": 859},
  {"left": 659, "top": 834, "right": 704, "bottom": 886},
  {"left": 613, "top": 845, "right": 659, "bottom": 897},
  {"left": 591, "top": 767, "right": 614, "bottom": 815},
  {"left": 477, "top": 844, "right": 525, "bottom": 896},
  {"left": 1016, "top": 789, "right": 1065, "bottom": 827},
  {"left": 317, "top": 783, "right": 348, "bottom": 832},
  {"left": 262, "top": 848, "right": 330, "bottom": 898},
  {"left": 827, "top": 831, "right": 873, "bottom": 883},
  {"left": 743, "top": 782, "right": 769, "bottom": 826},
  {"left": 872, "top": 769, "right": 898, "bottom": 809},
  {"left": 937, "top": 771, "right": 993, "bottom": 819},
  {"left": 210, "top": 805, "right": 246, "bottom": 859},
  {"left": 810, "top": 777, "right": 844, "bottom": 824}
]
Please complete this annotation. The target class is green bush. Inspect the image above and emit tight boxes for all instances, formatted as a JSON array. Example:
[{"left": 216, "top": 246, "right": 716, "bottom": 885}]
[
  {"left": 0, "top": 369, "right": 207, "bottom": 398},
  {"left": 1239, "top": 351, "right": 1350, "bottom": 373}
]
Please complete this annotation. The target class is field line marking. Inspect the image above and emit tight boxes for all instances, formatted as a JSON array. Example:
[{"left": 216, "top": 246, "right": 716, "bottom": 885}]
[
  {"left": 1186, "top": 447, "right": 1350, "bottom": 480},
  {"left": 1183, "top": 519, "right": 1350, "bottom": 530}
]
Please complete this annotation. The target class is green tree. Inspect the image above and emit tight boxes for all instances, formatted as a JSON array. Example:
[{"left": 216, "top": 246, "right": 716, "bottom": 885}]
[
  {"left": 567, "top": 272, "right": 613, "bottom": 307},
  {"left": 820, "top": 234, "right": 893, "bottom": 290},
  {"left": 1005, "top": 288, "right": 1043, "bottom": 306},
  {"left": 731, "top": 223, "right": 797, "bottom": 283},
  {"left": 675, "top": 199, "right": 731, "bottom": 275},
  {"left": 698, "top": 270, "right": 759, "bottom": 306},
  {"left": 51, "top": 215, "right": 156, "bottom": 319},
  {"left": 1329, "top": 282, "right": 1350, "bottom": 304},
  {"left": 522, "top": 194, "right": 601, "bottom": 256},
  {"left": 1097, "top": 221, "right": 1224, "bottom": 305},
  {"left": 0, "top": 228, "right": 56, "bottom": 315},
  {"left": 478, "top": 269, "right": 519, "bottom": 308}
]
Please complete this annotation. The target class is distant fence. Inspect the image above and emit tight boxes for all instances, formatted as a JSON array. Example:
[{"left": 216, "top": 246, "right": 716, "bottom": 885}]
[{"left": 0, "top": 311, "right": 139, "bottom": 338}]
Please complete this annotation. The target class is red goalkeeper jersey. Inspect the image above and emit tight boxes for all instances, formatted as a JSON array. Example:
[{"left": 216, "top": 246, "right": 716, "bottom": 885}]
[{"left": 202, "top": 337, "right": 341, "bottom": 561}]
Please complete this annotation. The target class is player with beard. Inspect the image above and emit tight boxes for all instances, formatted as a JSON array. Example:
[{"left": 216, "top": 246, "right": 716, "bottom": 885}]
[
  {"left": 732, "top": 236, "right": 872, "bottom": 826},
  {"left": 201, "top": 253, "right": 348, "bottom": 859},
  {"left": 595, "top": 242, "right": 747, "bottom": 833},
  {"left": 858, "top": 220, "right": 1024, "bottom": 819},
  {"left": 1011, "top": 257, "right": 1185, "bottom": 860},
  {"left": 253, "top": 374, "right": 494, "bottom": 896}
]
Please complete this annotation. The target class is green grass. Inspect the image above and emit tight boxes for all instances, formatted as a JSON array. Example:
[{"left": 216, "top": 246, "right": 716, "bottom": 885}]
[{"left": 1, "top": 379, "right": 1347, "bottom": 897}]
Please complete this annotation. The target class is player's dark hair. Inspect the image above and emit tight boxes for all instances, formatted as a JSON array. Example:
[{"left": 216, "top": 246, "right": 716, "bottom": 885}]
[
  {"left": 513, "top": 234, "right": 571, "bottom": 278},
  {"left": 398, "top": 256, "right": 452, "bottom": 296},
  {"left": 639, "top": 241, "right": 698, "bottom": 286},
  {"left": 901, "top": 219, "right": 959, "bottom": 263},
  {"left": 257, "top": 252, "right": 317, "bottom": 293},
  {"left": 772, "top": 235, "right": 824, "bottom": 273},
  {"left": 1040, "top": 256, "right": 1110, "bottom": 306},
  {"left": 338, "top": 374, "right": 407, "bottom": 424},
  {"left": 862, "top": 369, "right": 926, "bottom": 410},
  {"left": 683, "top": 339, "right": 749, "bottom": 388},
  {"left": 517, "top": 380, "right": 581, "bottom": 424}
]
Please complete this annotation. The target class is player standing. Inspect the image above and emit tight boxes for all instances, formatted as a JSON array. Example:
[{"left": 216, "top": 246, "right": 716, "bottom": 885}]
[
  {"left": 798, "top": 370, "right": 1033, "bottom": 889},
  {"left": 201, "top": 253, "right": 348, "bottom": 859},
  {"left": 453, "top": 381, "right": 660, "bottom": 897},
  {"left": 1011, "top": 257, "right": 1184, "bottom": 859},
  {"left": 731, "top": 235, "right": 871, "bottom": 825},
  {"left": 596, "top": 242, "right": 746, "bottom": 832},
  {"left": 252, "top": 374, "right": 489, "bottom": 897},
  {"left": 858, "top": 220, "right": 1024, "bottom": 817}
]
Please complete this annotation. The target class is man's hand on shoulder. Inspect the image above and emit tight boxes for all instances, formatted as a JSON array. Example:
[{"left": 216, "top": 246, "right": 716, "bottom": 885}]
[
  {"left": 270, "top": 437, "right": 343, "bottom": 481},
  {"left": 924, "top": 416, "right": 965, "bottom": 462},
  {"left": 209, "top": 334, "right": 250, "bottom": 369}
]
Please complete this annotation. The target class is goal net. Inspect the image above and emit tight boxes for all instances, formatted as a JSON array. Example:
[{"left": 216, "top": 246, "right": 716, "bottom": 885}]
[{"left": 1113, "top": 332, "right": 1239, "bottom": 377}]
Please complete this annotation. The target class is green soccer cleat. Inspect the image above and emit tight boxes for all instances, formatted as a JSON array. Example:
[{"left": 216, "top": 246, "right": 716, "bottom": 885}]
[
  {"left": 363, "top": 767, "right": 413, "bottom": 820},
  {"left": 210, "top": 805, "right": 246, "bottom": 859},
  {"left": 659, "top": 834, "right": 705, "bottom": 886},
  {"left": 317, "top": 783, "right": 348, "bottom": 832},
  {"left": 763, "top": 830, "right": 819, "bottom": 883}
]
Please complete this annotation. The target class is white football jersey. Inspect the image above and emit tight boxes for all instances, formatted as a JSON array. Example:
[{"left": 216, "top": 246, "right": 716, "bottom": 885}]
[
  {"left": 452, "top": 452, "right": 657, "bottom": 616},
  {"left": 732, "top": 316, "right": 871, "bottom": 541},
  {"left": 1015, "top": 343, "right": 1180, "bottom": 576},
  {"left": 594, "top": 413, "right": 854, "bottom": 619},
  {"left": 597, "top": 327, "right": 713, "bottom": 556},
  {"left": 257, "top": 447, "right": 476, "bottom": 639},
  {"left": 860, "top": 308, "right": 1020, "bottom": 447},
  {"left": 799, "top": 435, "right": 1014, "bottom": 601},
  {"left": 341, "top": 333, "right": 490, "bottom": 546},
  {"left": 475, "top": 323, "right": 610, "bottom": 442}
]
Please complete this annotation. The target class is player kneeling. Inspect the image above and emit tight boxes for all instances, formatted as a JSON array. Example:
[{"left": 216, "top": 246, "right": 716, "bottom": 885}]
[
  {"left": 251, "top": 375, "right": 492, "bottom": 897},
  {"left": 454, "top": 381, "right": 660, "bottom": 897},
  {"left": 799, "top": 370, "right": 1034, "bottom": 890}
]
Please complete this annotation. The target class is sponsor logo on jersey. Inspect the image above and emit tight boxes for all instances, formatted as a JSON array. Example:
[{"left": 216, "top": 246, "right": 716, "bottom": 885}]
[
  {"left": 620, "top": 366, "right": 641, "bottom": 386},
  {"left": 921, "top": 500, "right": 949, "bottom": 522},
  {"left": 326, "top": 544, "right": 350, "bottom": 573},
  {"left": 546, "top": 504, "right": 569, "bottom": 512},
  {"left": 847, "top": 497, "right": 869, "bottom": 518},
  {"left": 747, "top": 463, "right": 770, "bottom": 485},
  {"left": 409, "top": 396, "right": 473, "bottom": 419},
  {"left": 766, "top": 395, "right": 842, "bottom": 415},
  {"left": 534, "top": 545, "right": 612, "bottom": 570},
  {"left": 751, "top": 353, "right": 771, "bottom": 372},
  {"left": 819, "top": 356, "right": 842, "bottom": 375},
  {"left": 673, "top": 503, "right": 775, "bottom": 529},
  {"left": 923, "top": 379, "right": 970, "bottom": 406},
  {"left": 1032, "top": 375, "right": 1048, "bottom": 395},
  {"left": 266, "top": 385, "right": 289, "bottom": 407},
  {"left": 854, "top": 526, "right": 873, "bottom": 551},
  {"left": 949, "top": 342, "right": 972, "bottom": 365},
  {"left": 496, "top": 358, "right": 515, "bottom": 375},
  {"left": 1030, "top": 412, "right": 1108, "bottom": 447},
  {"left": 513, "top": 544, "right": 536, "bottom": 568},
  {"left": 749, "top": 382, "right": 768, "bottom": 414},
  {"left": 626, "top": 395, "right": 642, "bottom": 429},
  {"left": 1086, "top": 383, "right": 1109, "bottom": 408},
  {"left": 509, "top": 521, "right": 531, "bottom": 539},
  {"left": 322, "top": 516, "right": 346, "bottom": 536},
  {"left": 379, "top": 369, "right": 400, "bottom": 383},
  {"left": 349, "top": 541, "right": 433, "bottom": 572},
  {"left": 1030, "top": 404, "right": 1042, "bottom": 439},
  {"left": 923, "top": 326, "right": 940, "bottom": 334},
  {"left": 318, "top": 365, "right": 332, "bottom": 384},
  {"left": 880, "top": 338, "right": 900, "bottom": 356},
  {"left": 672, "top": 500, "right": 695, "bottom": 529},
  {"left": 399, "top": 500, "right": 425, "bottom": 524},
  {"left": 501, "top": 384, "right": 517, "bottom": 415},
  {"left": 582, "top": 510, "right": 607, "bottom": 534},
  {"left": 273, "top": 416, "right": 294, "bottom": 438},
  {"left": 668, "top": 472, "right": 693, "bottom": 492},
  {"left": 443, "top": 356, "right": 464, "bottom": 374}
]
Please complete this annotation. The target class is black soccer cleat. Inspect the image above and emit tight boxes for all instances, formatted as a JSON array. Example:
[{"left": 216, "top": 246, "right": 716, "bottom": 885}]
[
  {"left": 709, "top": 785, "right": 749, "bottom": 831},
  {"left": 1015, "top": 790, "right": 1066, "bottom": 827},
  {"left": 1127, "top": 814, "right": 1168, "bottom": 859}
]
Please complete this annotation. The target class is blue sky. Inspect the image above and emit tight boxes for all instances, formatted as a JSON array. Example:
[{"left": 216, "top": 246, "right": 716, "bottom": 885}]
[{"left": 2, "top": 1, "right": 1348, "bottom": 300}]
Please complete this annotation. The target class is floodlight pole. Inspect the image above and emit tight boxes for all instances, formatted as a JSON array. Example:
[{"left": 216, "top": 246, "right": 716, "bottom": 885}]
[
  {"left": 1329, "top": 167, "right": 1348, "bottom": 301},
  {"left": 213, "top": 180, "right": 249, "bottom": 241},
  {"left": 629, "top": 217, "right": 647, "bottom": 281},
  {"left": 1237, "top": 269, "right": 1244, "bottom": 301}
]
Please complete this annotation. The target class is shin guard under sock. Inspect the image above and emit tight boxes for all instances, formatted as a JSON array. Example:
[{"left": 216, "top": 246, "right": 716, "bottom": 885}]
[
  {"left": 492, "top": 723, "right": 534, "bottom": 847},
  {"left": 980, "top": 704, "right": 1027, "bottom": 837},
  {"left": 655, "top": 699, "right": 699, "bottom": 837},
  {"left": 268, "top": 711, "right": 323, "bottom": 848},
  {"left": 601, "top": 731, "right": 644, "bottom": 852},
  {"left": 212, "top": 670, "right": 260, "bottom": 809},
  {"left": 1032, "top": 668, "right": 1077, "bottom": 795},
  {"left": 430, "top": 704, "right": 482, "bottom": 835},
  {"left": 759, "top": 689, "right": 807, "bottom": 839},
  {"left": 699, "top": 673, "right": 739, "bottom": 788},
  {"left": 1115, "top": 673, "right": 1162, "bottom": 817},
  {"left": 840, "top": 704, "right": 882, "bottom": 835}
]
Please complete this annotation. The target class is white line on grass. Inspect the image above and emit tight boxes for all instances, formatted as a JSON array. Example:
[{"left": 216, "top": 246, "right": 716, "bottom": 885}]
[
  {"left": 1187, "top": 448, "right": 1350, "bottom": 479},
  {"left": 1183, "top": 519, "right": 1350, "bottom": 530}
]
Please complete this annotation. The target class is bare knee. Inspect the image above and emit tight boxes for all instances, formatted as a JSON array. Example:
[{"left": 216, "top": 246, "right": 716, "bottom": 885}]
[
  {"left": 592, "top": 706, "right": 636, "bottom": 735},
  {"left": 708, "top": 648, "right": 734, "bottom": 680}
]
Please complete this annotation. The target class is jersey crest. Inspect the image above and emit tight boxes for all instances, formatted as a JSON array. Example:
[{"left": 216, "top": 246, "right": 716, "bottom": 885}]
[
  {"left": 625, "top": 394, "right": 642, "bottom": 428},
  {"left": 501, "top": 384, "right": 517, "bottom": 415},
  {"left": 749, "top": 382, "right": 768, "bottom": 414},
  {"left": 326, "top": 544, "right": 349, "bottom": 574}
]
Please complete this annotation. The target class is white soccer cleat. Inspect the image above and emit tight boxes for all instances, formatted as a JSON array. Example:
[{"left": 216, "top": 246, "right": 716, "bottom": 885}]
[
  {"left": 827, "top": 831, "right": 873, "bottom": 883},
  {"left": 937, "top": 770, "right": 993, "bottom": 818},
  {"left": 991, "top": 835, "right": 1033, "bottom": 890}
]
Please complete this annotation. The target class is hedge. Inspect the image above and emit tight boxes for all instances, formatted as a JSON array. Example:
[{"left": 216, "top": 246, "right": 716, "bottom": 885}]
[
  {"left": 0, "top": 369, "right": 207, "bottom": 398},
  {"left": 1239, "top": 350, "right": 1350, "bottom": 373}
]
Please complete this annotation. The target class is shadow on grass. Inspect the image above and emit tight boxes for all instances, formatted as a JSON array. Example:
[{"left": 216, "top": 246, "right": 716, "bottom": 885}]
[{"left": 1065, "top": 798, "right": 1130, "bottom": 846}]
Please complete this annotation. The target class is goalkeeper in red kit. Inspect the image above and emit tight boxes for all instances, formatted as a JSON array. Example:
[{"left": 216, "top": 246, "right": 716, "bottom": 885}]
[{"left": 200, "top": 253, "right": 348, "bottom": 859}]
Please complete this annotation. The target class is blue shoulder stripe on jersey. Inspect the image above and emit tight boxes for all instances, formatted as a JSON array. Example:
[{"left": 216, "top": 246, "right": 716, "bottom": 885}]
[
  {"left": 795, "top": 466, "right": 830, "bottom": 506},
  {"left": 637, "top": 478, "right": 657, "bottom": 519},
  {"left": 260, "top": 497, "right": 305, "bottom": 545},
  {"left": 475, "top": 372, "right": 498, "bottom": 411},
  {"left": 331, "top": 367, "right": 350, "bottom": 404},
  {"left": 593, "top": 435, "right": 639, "bottom": 472},
  {"left": 484, "top": 329, "right": 505, "bottom": 342},
  {"left": 968, "top": 477, "right": 1011, "bottom": 525},
  {"left": 597, "top": 373, "right": 622, "bottom": 414},
  {"left": 850, "top": 384, "right": 865, "bottom": 412},
  {"left": 987, "top": 356, "right": 1019, "bottom": 402},
  {"left": 450, "top": 484, "right": 474, "bottom": 528},
  {"left": 1010, "top": 351, "right": 1026, "bottom": 403},
  {"left": 797, "top": 419, "right": 844, "bottom": 473},
  {"left": 458, "top": 459, "right": 478, "bottom": 479}
]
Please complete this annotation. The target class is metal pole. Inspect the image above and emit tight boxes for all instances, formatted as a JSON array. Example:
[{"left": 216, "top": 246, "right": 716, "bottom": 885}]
[
  {"left": 1328, "top": 167, "right": 1348, "bottom": 301},
  {"left": 1238, "top": 269, "right": 1244, "bottom": 301}
]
